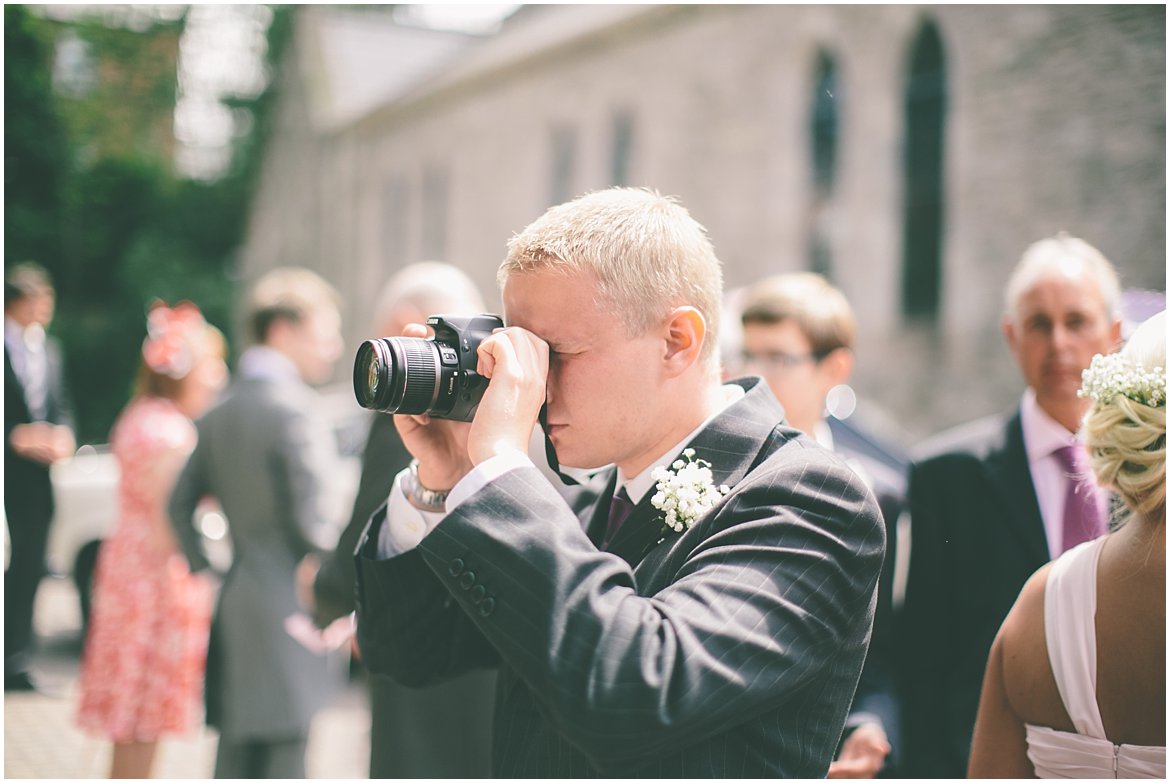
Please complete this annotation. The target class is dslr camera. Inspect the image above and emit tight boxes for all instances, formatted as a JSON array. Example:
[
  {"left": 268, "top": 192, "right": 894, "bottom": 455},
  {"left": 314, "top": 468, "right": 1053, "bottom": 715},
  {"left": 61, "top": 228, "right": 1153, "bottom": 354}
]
[{"left": 352, "top": 313, "right": 503, "bottom": 422}]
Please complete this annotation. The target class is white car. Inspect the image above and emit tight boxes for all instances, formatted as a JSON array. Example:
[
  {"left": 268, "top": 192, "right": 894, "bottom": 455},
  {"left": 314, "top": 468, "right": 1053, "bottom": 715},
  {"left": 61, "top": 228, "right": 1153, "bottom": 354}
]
[{"left": 45, "top": 444, "right": 119, "bottom": 623}]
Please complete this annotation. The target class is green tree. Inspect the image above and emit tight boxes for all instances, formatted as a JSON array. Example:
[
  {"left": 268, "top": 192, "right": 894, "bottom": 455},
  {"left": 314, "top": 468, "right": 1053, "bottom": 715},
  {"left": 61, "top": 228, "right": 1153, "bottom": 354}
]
[
  {"left": 5, "top": 5, "right": 293, "bottom": 443},
  {"left": 4, "top": 4, "right": 68, "bottom": 269}
]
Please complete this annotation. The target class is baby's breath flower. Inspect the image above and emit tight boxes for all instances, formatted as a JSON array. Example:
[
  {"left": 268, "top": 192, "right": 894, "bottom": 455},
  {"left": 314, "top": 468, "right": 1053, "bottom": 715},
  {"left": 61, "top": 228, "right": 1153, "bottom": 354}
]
[
  {"left": 1079, "top": 353, "right": 1166, "bottom": 408},
  {"left": 650, "top": 450, "right": 730, "bottom": 534}
]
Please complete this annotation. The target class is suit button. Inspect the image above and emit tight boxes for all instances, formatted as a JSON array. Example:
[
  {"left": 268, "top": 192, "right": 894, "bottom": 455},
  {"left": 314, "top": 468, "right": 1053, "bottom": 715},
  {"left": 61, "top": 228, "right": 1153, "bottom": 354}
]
[
  {"left": 469, "top": 584, "right": 486, "bottom": 604},
  {"left": 478, "top": 597, "right": 496, "bottom": 617},
  {"left": 459, "top": 570, "right": 476, "bottom": 590},
  {"left": 448, "top": 558, "right": 465, "bottom": 577}
]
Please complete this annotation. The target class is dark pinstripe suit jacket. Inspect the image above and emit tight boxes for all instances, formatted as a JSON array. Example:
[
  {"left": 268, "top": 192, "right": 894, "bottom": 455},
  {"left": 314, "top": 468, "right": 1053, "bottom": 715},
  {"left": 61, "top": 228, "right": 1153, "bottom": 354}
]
[{"left": 355, "top": 377, "right": 885, "bottom": 777}]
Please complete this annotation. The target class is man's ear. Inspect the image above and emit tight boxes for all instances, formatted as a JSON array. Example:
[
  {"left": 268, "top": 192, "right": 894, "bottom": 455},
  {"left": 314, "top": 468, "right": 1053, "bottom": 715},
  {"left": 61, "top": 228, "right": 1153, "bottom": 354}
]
[
  {"left": 820, "top": 347, "right": 854, "bottom": 387},
  {"left": 662, "top": 306, "right": 706, "bottom": 376},
  {"left": 1001, "top": 316, "right": 1019, "bottom": 356},
  {"left": 1108, "top": 317, "right": 1123, "bottom": 352}
]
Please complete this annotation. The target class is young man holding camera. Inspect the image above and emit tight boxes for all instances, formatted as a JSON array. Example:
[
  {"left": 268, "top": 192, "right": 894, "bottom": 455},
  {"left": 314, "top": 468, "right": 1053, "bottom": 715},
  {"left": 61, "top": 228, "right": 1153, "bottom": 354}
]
[{"left": 354, "top": 187, "right": 885, "bottom": 776}]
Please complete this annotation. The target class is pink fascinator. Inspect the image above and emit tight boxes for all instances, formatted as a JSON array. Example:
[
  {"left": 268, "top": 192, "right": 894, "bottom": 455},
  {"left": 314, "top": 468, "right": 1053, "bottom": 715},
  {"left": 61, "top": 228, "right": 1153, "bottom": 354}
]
[{"left": 142, "top": 300, "right": 206, "bottom": 380}]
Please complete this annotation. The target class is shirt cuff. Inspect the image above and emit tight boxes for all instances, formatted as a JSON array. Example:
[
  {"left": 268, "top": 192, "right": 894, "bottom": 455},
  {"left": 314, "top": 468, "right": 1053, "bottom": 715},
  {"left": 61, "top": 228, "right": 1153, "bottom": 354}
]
[
  {"left": 447, "top": 448, "right": 533, "bottom": 510},
  {"left": 376, "top": 470, "right": 445, "bottom": 557}
]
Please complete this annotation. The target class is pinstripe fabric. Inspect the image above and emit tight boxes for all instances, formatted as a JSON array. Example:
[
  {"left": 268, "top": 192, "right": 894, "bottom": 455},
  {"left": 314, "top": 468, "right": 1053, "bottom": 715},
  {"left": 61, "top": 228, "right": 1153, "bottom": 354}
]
[{"left": 355, "top": 377, "right": 885, "bottom": 777}]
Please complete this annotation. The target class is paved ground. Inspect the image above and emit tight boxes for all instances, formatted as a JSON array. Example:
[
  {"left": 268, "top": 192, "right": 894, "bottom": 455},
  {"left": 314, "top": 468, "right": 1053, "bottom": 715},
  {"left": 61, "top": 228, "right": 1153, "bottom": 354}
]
[{"left": 4, "top": 577, "right": 371, "bottom": 778}]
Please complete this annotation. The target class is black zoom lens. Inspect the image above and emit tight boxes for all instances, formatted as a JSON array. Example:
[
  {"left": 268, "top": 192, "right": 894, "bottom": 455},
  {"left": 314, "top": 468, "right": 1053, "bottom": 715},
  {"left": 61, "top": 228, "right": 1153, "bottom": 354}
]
[{"left": 353, "top": 337, "right": 441, "bottom": 414}]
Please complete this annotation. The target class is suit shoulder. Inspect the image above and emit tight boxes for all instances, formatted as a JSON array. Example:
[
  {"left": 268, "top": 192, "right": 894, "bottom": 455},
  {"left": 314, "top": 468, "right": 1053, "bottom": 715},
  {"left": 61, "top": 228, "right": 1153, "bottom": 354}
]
[
  {"left": 911, "top": 411, "right": 1014, "bottom": 465},
  {"left": 750, "top": 433, "right": 878, "bottom": 507}
]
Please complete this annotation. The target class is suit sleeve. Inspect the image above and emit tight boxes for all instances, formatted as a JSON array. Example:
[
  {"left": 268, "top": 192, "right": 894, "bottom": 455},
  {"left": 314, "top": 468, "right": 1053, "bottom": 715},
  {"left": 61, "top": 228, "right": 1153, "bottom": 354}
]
[
  {"left": 271, "top": 402, "right": 345, "bottom": 558},
  {"left": 168, "top": 419, "right": 212, "bottom": 573},
  {"left": 313, "top": 417, "right": 411, "bottom": 626},
  {"left": 359, "top": 457, "right": 883, "bottom": 771},
  {"left": 355, "top": 504, "right": 501, "bottom": 682},
  {"left": 46, "top": 340, "right": 75, "bottom": 433}
]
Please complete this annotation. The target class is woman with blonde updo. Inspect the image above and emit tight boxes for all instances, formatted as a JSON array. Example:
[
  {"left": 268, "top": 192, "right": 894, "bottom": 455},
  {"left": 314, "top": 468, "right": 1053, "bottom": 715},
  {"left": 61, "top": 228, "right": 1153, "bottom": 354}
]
[{"left": 968, "top": 311, "right": 1165, "bottom": 778}]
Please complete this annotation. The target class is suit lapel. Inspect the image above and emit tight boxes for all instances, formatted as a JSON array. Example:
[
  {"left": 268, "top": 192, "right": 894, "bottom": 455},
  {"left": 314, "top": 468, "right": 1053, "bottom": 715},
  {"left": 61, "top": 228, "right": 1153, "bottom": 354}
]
[{"left": 984, "top": 413, "right": 1049, "bottom": 563}]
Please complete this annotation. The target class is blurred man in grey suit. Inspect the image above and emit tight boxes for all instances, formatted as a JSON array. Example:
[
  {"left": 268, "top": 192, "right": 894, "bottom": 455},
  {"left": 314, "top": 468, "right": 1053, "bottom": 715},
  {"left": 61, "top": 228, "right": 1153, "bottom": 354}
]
[
  {"left": 169, "top": 267, "right": 346, "bottom": 778},
  {"left": 300, "top": 261, "right": 496, "bottom": 777},
  {"left": 739, "top": 272, "right": 907, "bottom": 778},
  {"left": 355, "top": 188, "right": 885, "bottom": 777}
]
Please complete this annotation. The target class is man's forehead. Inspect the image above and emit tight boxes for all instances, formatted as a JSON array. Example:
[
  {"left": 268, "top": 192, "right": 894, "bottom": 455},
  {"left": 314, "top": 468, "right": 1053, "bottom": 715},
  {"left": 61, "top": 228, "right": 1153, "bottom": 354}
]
[
  {"left": 743, "top": 319, "right": 812, "bottom": 347},
  {"left": 1018, "top": 268, "right": 1105, "bottom": 308}
]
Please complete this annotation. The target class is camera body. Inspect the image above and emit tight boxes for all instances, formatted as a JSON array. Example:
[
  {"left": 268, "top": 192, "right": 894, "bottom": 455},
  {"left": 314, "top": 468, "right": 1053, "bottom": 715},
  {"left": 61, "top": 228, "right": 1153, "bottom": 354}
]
[{"left": 353, "top": 313, "right": 503, "bottom": 422}]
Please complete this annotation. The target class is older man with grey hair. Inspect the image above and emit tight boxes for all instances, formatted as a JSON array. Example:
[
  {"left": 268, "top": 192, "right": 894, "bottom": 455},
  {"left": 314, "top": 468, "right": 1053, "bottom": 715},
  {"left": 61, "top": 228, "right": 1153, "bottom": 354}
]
[{"left": 897, "top": 233, "right": 1124, "bottom": 778}]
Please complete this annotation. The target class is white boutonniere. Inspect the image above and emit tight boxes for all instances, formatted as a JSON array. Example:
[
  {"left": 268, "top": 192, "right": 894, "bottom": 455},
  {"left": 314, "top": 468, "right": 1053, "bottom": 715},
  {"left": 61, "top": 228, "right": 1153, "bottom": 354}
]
[{"left": 650, "top": 448, "right": 730, "bottom": 533}]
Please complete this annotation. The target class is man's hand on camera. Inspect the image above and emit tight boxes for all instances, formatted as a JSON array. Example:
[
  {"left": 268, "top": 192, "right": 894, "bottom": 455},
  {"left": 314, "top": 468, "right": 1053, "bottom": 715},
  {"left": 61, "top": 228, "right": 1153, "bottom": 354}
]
[
  {"left": 468, "top": 326, "right": 548, "bottom": 466},
  {"left": 393, "top": 322, "right": 474, "bottom": 492}
]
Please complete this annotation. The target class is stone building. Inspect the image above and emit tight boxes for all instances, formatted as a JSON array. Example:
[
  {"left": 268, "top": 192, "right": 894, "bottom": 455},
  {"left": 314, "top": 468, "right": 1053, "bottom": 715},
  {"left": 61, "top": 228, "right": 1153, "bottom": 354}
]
[{"left": 240, "top": 4, "right": 1165, "bottom": 444}]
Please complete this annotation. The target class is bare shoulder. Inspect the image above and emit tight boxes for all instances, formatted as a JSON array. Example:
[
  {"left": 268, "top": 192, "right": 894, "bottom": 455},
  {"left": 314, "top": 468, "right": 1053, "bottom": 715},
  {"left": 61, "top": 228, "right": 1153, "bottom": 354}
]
[
  {"left": 997, "top": 562, "right": 1074, "bottom": 731},
  {"left": 1000, "top": 563, "right": 1052, "bottom": 639}
]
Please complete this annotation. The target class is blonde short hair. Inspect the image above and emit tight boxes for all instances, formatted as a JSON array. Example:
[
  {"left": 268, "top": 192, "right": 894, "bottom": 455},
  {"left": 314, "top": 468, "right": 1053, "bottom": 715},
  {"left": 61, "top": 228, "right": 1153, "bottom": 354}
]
[
  {"left": 247, "top": 267, "right": 341, "bottom": 344},
  {"left": 498, "top": 188, "right": 723, "bottom": 364},
  {"left": 1084, "top": 311, "right": 1166, "bottom": 525},
  {"left": 1004, "top": 233, "right": 1121, "bottom": 323},
  {"left": 740, "top": 272, "right": 855, "bottom": 356}
]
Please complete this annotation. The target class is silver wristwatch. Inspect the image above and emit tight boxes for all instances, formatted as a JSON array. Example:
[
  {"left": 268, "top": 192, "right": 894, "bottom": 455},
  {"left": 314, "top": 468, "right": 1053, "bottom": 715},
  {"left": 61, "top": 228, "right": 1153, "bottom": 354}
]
[{"left": 403, "top": 459, "right": 450, "bottom": 512}]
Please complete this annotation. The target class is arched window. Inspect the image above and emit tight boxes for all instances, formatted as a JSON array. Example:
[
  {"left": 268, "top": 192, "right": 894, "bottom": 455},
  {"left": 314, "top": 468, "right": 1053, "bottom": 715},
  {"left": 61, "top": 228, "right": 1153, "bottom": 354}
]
[
  {"left": 809, "top": 51, "right": 839, "bottom": 278},
  {"left": 610, "top": 110, "right": 635, "bottom": 187},
  {"left": 421, "top": 164, "right": 448, "bottom": 260},
  {"left": 549, "top": 124, "right": 577, "bottom": 206},
  {"left": 901, "top": 20, "right": 947, "bottom": 320},
  {"left": 811, "top": 51, "right": 839, "bottom": 195}
]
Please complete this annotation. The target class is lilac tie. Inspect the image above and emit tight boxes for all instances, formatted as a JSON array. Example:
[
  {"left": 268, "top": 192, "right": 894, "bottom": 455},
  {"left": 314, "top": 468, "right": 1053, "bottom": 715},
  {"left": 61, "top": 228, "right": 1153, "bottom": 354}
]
[
  {"left": 1054, "top": 444, "right": 1106, "bottom": 552},
  {"left": 602, "top": 488, "right": 634, "bottom": 550}
]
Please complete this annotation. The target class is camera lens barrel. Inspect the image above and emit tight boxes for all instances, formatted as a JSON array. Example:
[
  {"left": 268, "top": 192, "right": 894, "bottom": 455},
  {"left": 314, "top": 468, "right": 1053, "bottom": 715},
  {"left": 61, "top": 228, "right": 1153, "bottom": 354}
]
[
  {"left": 352, "top": 313, "right": 503, "bottom": 422},
  {"left": 353, "top": 337, "right": 441, "bottom": 415}
]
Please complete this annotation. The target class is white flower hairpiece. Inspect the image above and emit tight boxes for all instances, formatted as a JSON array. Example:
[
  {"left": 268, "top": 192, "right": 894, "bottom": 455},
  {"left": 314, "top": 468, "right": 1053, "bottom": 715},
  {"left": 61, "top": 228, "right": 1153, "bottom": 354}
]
[
  {"left": 650, "top": 448, "right": 730, "bottom": 533},
  {"left": 1078, "top": 352, "right": 1166, "bottom": 408}
]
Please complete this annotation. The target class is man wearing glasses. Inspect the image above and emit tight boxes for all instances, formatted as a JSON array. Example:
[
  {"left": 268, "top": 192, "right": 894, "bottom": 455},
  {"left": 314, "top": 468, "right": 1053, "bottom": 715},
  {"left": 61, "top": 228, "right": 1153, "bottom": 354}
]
[{"left": 738, "top": 272, "right": 908, "bottom": 779}]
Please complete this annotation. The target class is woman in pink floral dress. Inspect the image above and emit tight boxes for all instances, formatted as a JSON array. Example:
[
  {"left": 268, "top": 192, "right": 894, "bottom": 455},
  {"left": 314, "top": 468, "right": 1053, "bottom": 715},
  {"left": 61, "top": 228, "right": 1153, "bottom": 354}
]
[{"left": 76, "top": 302, "right": 228, "bottom": 778}]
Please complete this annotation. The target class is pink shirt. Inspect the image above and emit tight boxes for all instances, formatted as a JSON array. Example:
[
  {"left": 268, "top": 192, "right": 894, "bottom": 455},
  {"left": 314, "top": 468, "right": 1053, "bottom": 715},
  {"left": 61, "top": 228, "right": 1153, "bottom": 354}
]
[{"left": 1019, "top": 388, "right": 1109, "bottom": 559}]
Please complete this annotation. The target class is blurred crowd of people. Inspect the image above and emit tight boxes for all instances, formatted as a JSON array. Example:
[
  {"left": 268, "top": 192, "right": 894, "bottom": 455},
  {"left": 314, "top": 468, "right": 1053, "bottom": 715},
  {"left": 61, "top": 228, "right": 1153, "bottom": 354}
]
[{"left": 4, "top": 190, "right": 1164, "bottom": 778}]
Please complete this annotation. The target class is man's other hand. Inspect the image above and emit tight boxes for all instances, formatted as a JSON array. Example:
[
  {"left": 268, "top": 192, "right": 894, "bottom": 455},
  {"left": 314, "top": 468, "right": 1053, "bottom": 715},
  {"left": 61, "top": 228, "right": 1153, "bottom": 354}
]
[
  {"left": 10, "top": 422, "right": 74, "bottom": 464},
  {"left": 827, "top": 722, "right": 891, "bottom": 778}
]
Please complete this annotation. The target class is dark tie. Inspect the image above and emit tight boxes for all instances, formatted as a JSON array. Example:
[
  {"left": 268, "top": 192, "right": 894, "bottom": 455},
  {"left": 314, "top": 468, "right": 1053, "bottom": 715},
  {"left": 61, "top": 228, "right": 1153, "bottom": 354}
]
[
  {"left": 1054, "top": 444, "right": 1106, "bottom": 552},
  {"left": 602, "top": 487, "right": 634, "bottom": 551}
]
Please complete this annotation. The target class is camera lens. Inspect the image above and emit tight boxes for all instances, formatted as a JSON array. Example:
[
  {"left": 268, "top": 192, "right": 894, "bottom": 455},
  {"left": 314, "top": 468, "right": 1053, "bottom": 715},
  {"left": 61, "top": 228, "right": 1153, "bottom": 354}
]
[{"left": 352, "top": 337, "right": 441, "bottom": 414}]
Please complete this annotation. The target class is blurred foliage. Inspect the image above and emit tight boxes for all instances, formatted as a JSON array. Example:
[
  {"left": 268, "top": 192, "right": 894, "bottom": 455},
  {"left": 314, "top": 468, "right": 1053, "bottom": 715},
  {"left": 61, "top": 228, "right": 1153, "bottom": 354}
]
[{"left": 5, "top": 5, "right": 292, "bottom": 443}]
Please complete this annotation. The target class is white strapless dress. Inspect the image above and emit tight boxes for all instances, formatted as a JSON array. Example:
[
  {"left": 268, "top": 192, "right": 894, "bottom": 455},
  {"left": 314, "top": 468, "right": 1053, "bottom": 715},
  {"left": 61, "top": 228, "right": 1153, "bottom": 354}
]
[{"left": 1024, "top": 537, "right": 1165, "bottom": 778}]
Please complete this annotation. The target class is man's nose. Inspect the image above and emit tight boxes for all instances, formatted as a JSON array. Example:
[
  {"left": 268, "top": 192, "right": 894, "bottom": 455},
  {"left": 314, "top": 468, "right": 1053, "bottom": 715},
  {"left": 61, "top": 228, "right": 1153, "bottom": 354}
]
[{"left": 1050, "top": 323, "right": 1073, "bottom": 352}]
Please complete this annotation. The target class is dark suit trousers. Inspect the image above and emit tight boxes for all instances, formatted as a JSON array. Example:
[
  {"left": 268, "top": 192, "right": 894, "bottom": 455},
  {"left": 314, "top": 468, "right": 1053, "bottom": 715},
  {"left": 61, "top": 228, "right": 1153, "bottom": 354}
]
[
  {"left": 214, "top": 734, "right": 308, "bottom": 779},
  {"left": 4, "top": 462, "right": 54, "bottom": 676},
  {"left": 368, "top": 668, "right": 496, "bottom": 778}
]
